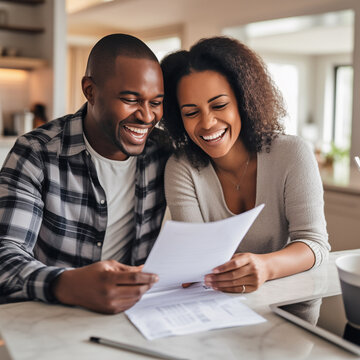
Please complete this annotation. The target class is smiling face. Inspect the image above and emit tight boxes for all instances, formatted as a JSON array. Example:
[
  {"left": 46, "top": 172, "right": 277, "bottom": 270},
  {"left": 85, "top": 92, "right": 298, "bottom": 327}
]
[
  {"left": 83, "top": 56, "right": 164, "bottom": 160},
  {"left": 177, "top": 70, "right": 241, "bottom": 159}
]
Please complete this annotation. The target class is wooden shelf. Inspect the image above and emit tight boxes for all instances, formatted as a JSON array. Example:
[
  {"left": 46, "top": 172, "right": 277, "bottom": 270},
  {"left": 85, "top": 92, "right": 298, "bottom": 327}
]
[
  {"left": 0, "top": 0, "right": 44, "bottom": 5},
  {"left": 0, "top": 24, "right": 44, "bottom": 34},
  {"left": 0, "top": 56, "right": 46, "bottom": 70}
]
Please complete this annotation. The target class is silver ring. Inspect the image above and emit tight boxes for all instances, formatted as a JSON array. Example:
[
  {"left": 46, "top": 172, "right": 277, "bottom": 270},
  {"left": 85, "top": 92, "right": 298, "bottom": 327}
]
[{"left": 242, "top": 285, "right": 246, "bottom": 293}]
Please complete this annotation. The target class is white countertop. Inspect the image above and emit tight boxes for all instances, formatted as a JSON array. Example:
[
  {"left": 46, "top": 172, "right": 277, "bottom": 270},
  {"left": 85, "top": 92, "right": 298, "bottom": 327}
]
[
  {"left": 0, "top": 136, "right": 17, "bottom": 147},
  {"left": 320, "top": 161, "right": 360, "bottom": 195},
  {"left": 0, "top": 249, "right": 359, "bottom": 360}
]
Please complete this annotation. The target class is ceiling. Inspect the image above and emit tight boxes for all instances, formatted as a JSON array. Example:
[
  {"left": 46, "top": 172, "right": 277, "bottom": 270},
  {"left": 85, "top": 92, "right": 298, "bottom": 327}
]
[
  {"left": 67, "top": 0, "right": 194, "bottom": 34},
  {"left": 248, "top": 25, "right": 353, "bottom": 55},
  {"left": 66, "top": 0, "right": 354, "bottom": 55}
]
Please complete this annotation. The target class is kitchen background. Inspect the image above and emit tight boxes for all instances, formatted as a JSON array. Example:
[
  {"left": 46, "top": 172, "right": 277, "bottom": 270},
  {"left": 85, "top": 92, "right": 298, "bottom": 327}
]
[{"left": 0, "top": 0, "right": 359, "bottom": 251}]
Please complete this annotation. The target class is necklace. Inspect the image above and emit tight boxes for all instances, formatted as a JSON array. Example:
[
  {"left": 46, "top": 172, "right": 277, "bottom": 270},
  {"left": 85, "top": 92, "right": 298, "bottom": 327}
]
[{"left": 218, "top": 154, "right": 250, "bottom": 191}]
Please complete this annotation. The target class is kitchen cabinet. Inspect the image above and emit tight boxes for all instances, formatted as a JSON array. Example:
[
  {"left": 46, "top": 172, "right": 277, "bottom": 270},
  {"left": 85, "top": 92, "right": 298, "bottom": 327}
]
[
  {"left": 0, "top": 0, "right": 56, "bottom": 137},
  {"left": 0, "top": 24, "right": 43, "bottom": 34},
  {"left": 0, "top": 56, "right": 46, "bottom": 70},
  {"left": 321, "top": 164, "right": 360, "bottom": 251},
  {"left": 0, "top": 0, "right": 44, "bottom": 4},
  {"left": 0, "top": 0, "right": 46, "bottom": 70},
  {"left": 0, "top": 0, "right": 66, "bottom": 137},
  {"left": 324, "top": 189, "right": 360, "bottom": 251}
]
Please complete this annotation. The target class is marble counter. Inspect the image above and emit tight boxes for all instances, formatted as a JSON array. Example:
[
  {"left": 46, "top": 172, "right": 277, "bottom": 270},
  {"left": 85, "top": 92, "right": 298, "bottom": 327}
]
[
  {"left": 0, "top": 249, "right": 359, "bottom": 360},
  {"left": 0, "top": 136, "right": 17, "bottom": 167},
  {"left": 0, "top": 136, "right": 17, "bottom": 147},
  {"left": 320, "top": 161, "right": 360, "bottom": 195}
]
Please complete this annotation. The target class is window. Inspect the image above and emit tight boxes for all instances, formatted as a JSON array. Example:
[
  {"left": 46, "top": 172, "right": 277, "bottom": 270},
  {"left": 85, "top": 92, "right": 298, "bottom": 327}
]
[
  {"left": 223, "top": 9, "right": 354, "bottom": 152},
  {"left": 333, "top": 65, "right": 353, "bottom": 149},
  {"left": 267, "top": 63, "right": 299, "bottom": 135},
  {"left": 145, "top": 37, "right": 181, "bottom": 62}
]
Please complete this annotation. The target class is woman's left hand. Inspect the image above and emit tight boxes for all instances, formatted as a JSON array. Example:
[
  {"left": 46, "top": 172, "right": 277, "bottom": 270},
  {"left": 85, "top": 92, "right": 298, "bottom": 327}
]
[{"left": 204, "top": 253, "right": 269, "bottom": 293}]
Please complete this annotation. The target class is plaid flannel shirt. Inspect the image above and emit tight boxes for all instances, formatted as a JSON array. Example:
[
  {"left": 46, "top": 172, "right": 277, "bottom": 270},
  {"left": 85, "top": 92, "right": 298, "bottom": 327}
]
[{"left": 0, "top": 105, "right": 170, "bottom": 303}]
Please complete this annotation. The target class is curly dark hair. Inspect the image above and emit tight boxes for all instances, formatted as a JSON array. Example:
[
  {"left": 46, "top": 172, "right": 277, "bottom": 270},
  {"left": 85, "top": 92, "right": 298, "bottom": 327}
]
[{"left": 160, "top": 36, "right": 286, "bottom": 168}]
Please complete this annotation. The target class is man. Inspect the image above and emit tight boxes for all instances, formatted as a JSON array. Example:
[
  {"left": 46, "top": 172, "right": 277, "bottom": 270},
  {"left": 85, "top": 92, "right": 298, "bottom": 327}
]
[{"left": 0, "top": 34, "right": 170, "bottom": 314}]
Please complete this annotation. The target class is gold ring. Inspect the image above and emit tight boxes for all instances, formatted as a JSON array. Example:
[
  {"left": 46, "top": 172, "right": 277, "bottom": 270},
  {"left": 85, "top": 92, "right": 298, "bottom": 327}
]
[{"left": 242, "top": 285, "right": 246, "bottom": 293}]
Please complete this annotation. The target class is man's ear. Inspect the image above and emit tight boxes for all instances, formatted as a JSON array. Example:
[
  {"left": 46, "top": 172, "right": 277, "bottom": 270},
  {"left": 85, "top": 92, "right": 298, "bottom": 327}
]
[{"left": 82, "top": 76, "right": 95, "bottom": 105}]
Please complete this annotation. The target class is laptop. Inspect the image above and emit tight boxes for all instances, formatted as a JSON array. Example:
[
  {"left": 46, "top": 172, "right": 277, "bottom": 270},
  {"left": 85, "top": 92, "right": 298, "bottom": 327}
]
[
  {"left": 270, "top": 293, "right": 360, "bottom": 355},
  {"left": 0, "top": 332, "right": 13, "bottom": 360}
]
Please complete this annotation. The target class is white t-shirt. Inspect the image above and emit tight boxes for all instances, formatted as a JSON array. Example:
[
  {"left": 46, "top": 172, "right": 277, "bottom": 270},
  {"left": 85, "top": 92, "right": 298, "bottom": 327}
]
[{"left": 84, "top": 135, "right": 136, "bottom": 263}]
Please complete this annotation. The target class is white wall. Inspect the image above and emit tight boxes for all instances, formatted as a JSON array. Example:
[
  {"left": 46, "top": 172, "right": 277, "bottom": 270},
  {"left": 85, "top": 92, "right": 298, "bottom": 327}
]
[
  {"left": 177, "top": 0, "right": 356, "bottom": 47},
  {"left": 35, "top": 0, "right": 67, "bottom": 119},
  {"left": 0, "top": 70, "right": 30, "bottom": 134}
]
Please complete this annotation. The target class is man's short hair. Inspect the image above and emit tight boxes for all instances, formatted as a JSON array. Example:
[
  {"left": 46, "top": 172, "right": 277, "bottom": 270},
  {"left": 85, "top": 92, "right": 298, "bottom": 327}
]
[{"left": 85, "top": 33, "right": 158, "bottom": 85}]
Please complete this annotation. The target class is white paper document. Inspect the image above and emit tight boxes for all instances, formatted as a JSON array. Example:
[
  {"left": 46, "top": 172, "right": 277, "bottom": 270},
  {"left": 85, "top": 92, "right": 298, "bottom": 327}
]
[
  {"left": 126, "top": 204, "right": 266, "bottom": 340},
  {"left": 143, "top": 204, "right": 264, "bottom": 292},
  {"left": 126, "top": 284, "right": 266, "bottom": 340}
]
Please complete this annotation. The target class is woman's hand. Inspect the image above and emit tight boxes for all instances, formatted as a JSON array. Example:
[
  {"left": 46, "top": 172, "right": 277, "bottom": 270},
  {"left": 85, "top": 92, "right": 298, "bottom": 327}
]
[{"left": 204, "top": 253, "right": 270, "bottom": 293}]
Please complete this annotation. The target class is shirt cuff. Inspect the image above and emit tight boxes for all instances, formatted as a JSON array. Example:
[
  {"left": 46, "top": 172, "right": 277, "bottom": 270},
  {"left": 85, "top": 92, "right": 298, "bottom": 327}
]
[{"left": 26, "top": 266, "right": 67, "bottom": 303}]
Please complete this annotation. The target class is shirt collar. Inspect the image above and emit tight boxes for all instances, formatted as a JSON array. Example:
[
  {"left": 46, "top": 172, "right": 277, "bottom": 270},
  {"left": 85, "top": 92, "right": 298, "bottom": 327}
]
[{"left": 59, "top": 103, "right": 88, "bottom": 157}]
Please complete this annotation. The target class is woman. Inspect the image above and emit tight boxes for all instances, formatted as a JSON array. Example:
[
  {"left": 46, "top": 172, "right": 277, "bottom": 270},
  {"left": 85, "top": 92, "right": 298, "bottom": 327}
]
[{"left": 161, "top": 36, "right": 330, "bottom": 294}]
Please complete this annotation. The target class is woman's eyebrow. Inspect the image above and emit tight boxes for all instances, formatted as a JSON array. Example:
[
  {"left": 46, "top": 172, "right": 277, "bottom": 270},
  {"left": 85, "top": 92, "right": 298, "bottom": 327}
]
[
  {"left": 208, "top": 94, "right": 228, "bottom": 103},
  {"left": 180, "top": 94, "right": 230, "bottom": 109},
  {"left": 180, "top": 103, "right": 197, "bottom": 109}
]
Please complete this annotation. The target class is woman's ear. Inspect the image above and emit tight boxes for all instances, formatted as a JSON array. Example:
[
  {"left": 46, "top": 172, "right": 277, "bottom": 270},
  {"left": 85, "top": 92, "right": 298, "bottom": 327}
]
[{"left": 81, "top": 76, "right": 95, "bottom": 105}]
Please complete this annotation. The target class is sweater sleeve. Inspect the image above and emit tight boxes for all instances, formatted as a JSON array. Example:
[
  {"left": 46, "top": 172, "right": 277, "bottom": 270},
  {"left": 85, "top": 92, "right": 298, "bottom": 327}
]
[
  {"left": 283, "top": 137, "right": 330, "bottom": 267},
  {"left": 164, "top": 155, "right": 204, "bottom": 223}
]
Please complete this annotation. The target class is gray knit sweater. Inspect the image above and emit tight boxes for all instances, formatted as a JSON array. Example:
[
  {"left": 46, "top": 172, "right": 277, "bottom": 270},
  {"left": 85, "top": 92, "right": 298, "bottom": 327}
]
[{"left": 165, "top": 135, "right": 330, "bottom": 267}]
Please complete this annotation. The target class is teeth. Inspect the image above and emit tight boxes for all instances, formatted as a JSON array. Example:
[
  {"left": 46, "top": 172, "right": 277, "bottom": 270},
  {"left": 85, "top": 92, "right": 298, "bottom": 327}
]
[
  {"left": 201, "top": 129, "right": 225, "bottom": 141},
  {"left": 125, "top": 126, "right": 149, "bottom": 135}
]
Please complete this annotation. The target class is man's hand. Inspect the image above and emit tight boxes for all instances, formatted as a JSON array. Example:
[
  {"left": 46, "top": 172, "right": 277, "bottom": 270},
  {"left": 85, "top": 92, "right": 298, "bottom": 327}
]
[
  {"left": 52, "top": 260, "right": 158, "bottom": 314},
  {"left": 204, "top": 253, "right": 269, "bottom": 293}
]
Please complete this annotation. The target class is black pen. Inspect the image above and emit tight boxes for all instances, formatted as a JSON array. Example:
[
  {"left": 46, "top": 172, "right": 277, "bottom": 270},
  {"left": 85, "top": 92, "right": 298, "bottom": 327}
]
[{"left": 89, "top": 336, "right": 188, "bottom": 360}]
